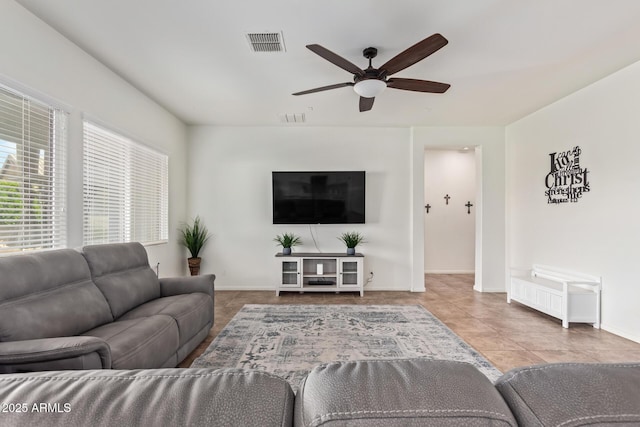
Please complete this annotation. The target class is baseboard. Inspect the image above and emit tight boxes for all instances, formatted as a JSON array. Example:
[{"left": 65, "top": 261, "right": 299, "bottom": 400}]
[
  {"left": 601, "top": 323, "right": 640, "bottom": 344},
  {"left": 364, "top": 286, "right": 413, "bottom": 291},
  {"left": 215, "top": 285, "right": 414, "bottom": 292},
  {"left": 478, "top": 287, "right": 507, "bottom": 293},
  {"left": 425, "top": 270, "right": 475, "bottom": 274},
  {"left": 214, "top": 284, "right": 275, "bottom": 291}
]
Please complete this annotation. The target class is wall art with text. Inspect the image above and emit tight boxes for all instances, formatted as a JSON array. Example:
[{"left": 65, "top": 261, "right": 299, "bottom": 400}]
[{"left": 545, "top": 146, "right": 590, "bottom": 204}]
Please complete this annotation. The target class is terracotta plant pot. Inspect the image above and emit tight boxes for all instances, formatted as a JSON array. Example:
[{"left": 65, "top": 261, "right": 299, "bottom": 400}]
[{"left": 188, "top": 257, "right": 201, "bottom": 276}]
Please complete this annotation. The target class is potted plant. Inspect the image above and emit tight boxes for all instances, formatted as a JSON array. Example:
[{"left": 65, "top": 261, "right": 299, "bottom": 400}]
[
  {"left": 179, "top": 216, "right": 211, "bottom": 276},
  {"left": 274, "top": 232, "right": 302, "bottom": 255},
  {"left": 338, "top": 231, "right": 365, "bottom": 255}
]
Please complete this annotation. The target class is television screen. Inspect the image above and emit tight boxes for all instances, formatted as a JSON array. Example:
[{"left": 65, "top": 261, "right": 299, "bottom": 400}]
[{"left": 272, "top": 171, "right": 365, "bottom": 224}]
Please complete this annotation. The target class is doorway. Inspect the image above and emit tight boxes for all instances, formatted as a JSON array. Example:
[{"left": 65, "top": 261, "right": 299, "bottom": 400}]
[{"left": 424, "top": 148, "right": 476, "bottom": 274}]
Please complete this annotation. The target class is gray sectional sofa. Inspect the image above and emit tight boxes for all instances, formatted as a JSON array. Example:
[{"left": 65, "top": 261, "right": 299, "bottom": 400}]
[
  {"left": 0, "top": 243, "right": 214, "bottom": 373},
  {"left": 1, "top": 359, "right": 639, "bottom": 426}
]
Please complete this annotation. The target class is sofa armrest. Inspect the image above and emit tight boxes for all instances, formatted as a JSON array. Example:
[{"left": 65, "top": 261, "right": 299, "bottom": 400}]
[
  {"left": 0, "top": 336, "right": 111, "bottom": 373},
  {"left": 159, "top": 274, "right": 215, "bottom": 299},
  {"left": 495, "top": 363, "right": 640, "bottom": 426}
]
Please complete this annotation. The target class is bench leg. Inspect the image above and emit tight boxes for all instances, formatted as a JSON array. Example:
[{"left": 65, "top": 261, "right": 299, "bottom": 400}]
[{"left": 594, "top": 290, "right": 601, "bottom": 329}]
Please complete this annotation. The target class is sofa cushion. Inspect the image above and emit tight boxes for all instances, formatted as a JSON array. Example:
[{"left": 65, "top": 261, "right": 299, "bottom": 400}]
[
  {"left": 295, "top": 358, "right": 517, "bottom": 427},
  {"left": 0, "top": 249, "right": 113, "bottom": 341},
  {"left": 118, "top": 293, "right": 213, "bottom": 347},
  {"left": 82, "top": 242, "right": 161, "bottom": 319},
  {"left": 495, "top": 362, "right": 640, "bottom": 427},
  {"left": 83, "top": 315, "right": 178, "bottom": 369},
  {"left": 0, "top": 368, "right": 294, "bottom": 427}
]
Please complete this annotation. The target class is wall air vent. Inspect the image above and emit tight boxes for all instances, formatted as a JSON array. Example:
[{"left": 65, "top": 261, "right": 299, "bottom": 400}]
[
  {"left": 278, "top": 113, "right": 306, "bottom": 123},
  {"left": 246, "top": 32, "right": 286, "bottom": 52}
]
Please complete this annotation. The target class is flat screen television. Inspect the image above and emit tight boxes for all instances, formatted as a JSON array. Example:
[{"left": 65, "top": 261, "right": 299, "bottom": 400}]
[{"left": 272, "top": 171, "right": 365, "bottom": 224}]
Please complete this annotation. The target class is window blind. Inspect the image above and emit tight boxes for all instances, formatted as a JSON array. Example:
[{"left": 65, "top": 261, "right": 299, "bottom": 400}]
[
  {"left": 83, "top": 121, "right": 168, "bottom": 245},
  {"left": 0, "top": 84, "right": 67, "bottom": 254}
]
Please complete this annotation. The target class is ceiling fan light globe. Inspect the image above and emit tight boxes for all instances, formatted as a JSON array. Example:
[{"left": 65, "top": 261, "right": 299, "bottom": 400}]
[{"left": 353, "top": 79, "right": 386, "bottom": 98}]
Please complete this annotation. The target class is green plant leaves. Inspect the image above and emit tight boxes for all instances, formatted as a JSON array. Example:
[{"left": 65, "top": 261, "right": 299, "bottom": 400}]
[
  {"left": 338, "top": 231, "right": 365, "bottom": 249},
  {"left": 179, "top": 215, "right": 211, "bottom": 258},
  {"left": 274, "top": 232, "right": 302, "bottom": 248}
]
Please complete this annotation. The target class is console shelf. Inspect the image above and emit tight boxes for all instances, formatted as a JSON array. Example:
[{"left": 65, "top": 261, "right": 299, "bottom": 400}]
[{"left": 276, "top": 252, "right": 364, "bottom": 296}]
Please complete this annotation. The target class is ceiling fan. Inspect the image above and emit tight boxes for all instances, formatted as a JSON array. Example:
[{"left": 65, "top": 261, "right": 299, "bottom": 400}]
[{"left": 292, "top": 33, "right": 451, "bottom": 112}]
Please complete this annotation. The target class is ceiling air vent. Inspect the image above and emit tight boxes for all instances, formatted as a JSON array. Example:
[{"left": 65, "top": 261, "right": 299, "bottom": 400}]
[
  {"left": 278, "top": 113, "right": 305, "bottom": 123},
  {"left": 246, "top": 32, "right": 286, "bottom": 53}
]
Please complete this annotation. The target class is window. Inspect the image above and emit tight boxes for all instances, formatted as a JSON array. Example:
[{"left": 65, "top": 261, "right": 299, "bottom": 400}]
[
  {"left": 83, "top": 121, "right": 168, "bottom": 245},
  {"left": 0, "top": 84, "right": 67, "bottom": 254}
]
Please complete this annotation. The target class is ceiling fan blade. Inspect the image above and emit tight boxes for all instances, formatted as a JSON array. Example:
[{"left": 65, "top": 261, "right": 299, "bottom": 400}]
[
  {"left": 380, "top": 34, "right": 448, "bottom": 76},
  {"left": 306, "top": 44, "right": 365, "bottom": 77},
  {"left": 359, "top": 96, "right": 375, "bottom": 112},
  {"left": 293, "top": 82, "right": 354, "bottom": 96},
  {"left": 387, "top": 78, "right": 450, "bottom": 93}
]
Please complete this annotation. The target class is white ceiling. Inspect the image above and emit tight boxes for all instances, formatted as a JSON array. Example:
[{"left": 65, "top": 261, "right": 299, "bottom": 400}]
[{"left": 15, "top": 0, "right": 640, "bottom": 127}]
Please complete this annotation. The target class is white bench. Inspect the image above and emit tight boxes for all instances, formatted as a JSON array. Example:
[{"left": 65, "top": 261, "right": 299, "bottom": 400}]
[{"left": 508, "top": 264, "right": 601, "bottom": 328}]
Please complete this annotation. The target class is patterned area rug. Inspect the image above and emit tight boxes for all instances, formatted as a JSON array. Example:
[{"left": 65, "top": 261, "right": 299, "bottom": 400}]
[{"left": 191, "top": 304, "right": 501, "bottom": 390}]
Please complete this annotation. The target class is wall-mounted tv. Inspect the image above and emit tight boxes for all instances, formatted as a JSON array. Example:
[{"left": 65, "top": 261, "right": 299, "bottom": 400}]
[{"left": 272, "top": 171, "right": 365, "bottom": 224}]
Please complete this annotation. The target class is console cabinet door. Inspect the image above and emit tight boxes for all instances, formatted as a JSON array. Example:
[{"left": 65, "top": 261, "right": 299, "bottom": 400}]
[
  {"left": 279, "top": 258, "right": 301, "bottom": 287},
  {"left": 338, "top": 258, "right": 362, "bottom": 289}
]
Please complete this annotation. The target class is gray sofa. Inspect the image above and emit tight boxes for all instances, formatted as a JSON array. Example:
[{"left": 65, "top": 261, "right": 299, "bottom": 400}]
[
  {"left": 1, "top": 359, "right": 638, "bottom": 426},
  {"left": 0, "top": 243, "right": 214, "bottom": 373}
]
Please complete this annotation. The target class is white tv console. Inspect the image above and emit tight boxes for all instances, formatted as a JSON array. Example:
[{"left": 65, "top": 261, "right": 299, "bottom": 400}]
[{"left": 276, "top": 252, "right": 364, "bottom": 296}]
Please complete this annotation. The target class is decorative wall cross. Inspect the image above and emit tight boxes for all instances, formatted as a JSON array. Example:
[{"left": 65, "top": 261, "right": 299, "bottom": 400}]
[
  {"left": 444, "top": 194, "right": 450, "bottom": 205},
  {"left": 425, "top": 204, "right": 431, "bottom": 214},
  {"left": 465, "top": 201, "right": 473, "bottom": 214}
]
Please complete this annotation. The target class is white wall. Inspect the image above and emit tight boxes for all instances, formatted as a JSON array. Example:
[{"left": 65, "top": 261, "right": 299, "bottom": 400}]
[
  {"left": 411, "top": 127, "right": 506, "bottom": 292},
  {"left": 0, "top": 1, "right": 188, "bottom": 276},
  {"left": 506, "top": 59, "right": 640, "bottom": 343},
  {"left": 424, "top": 150, "right": 476, "bottom": 273},
  {"left": 188, "top": 126, "right": 411, "bottom": 290}
]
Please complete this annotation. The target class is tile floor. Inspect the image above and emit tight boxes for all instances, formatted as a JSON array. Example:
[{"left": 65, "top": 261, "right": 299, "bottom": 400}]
[{"left": 179, "top": 274, "right": 640, "bottom": 372}]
